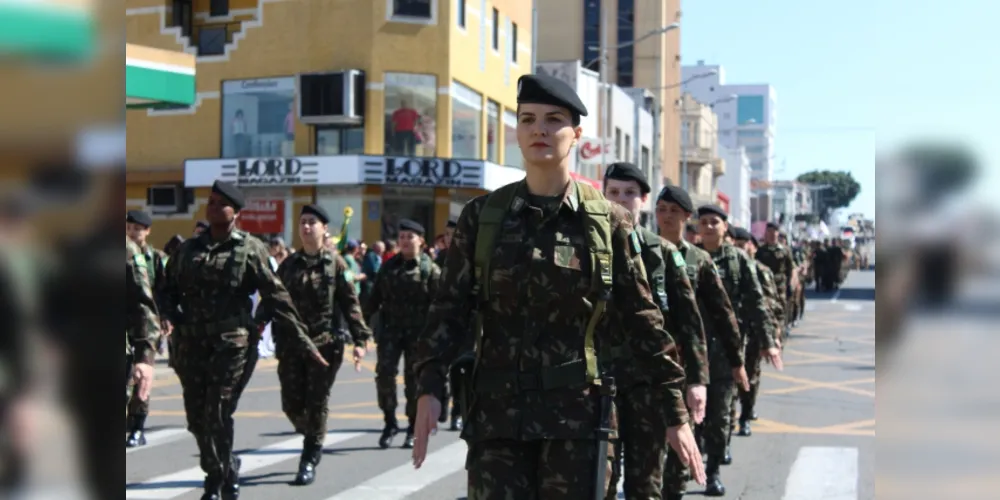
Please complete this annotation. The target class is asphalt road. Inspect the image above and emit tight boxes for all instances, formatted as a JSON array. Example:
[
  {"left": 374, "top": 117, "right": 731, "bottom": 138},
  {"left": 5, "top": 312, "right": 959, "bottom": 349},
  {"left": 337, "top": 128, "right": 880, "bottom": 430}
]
[{"left": 125, "top": 271, "right": 876, "bottom": 500}]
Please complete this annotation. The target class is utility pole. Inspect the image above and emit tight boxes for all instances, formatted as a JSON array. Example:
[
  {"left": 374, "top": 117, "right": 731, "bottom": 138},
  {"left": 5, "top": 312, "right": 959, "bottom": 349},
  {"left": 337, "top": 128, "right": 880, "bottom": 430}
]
[
  {"left": 531, "top": 0, "right": 537, "bottom": 70},
  {"left": 598, "top": 0, "right": 610, "bottom": 171}
]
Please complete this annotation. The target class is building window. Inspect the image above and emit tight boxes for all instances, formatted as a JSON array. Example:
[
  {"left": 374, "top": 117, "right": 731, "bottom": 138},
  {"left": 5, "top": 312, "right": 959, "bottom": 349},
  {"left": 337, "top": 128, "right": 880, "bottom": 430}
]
[
  {"left": 503, "top": 109, "right": 522, "bottom": 169},
  {"left": 491, "top": 8, "right": 499, "bottom": 50},
  {"left": 391, "top": 0, "right": 433, "bottom": 19},
  {"left": 583, "top": 0, "right": 600, "bottom": 71},
  {"left": 384, "top": 72, "right": 438, "bottom": 157},
  {"left": 456, "top": 0, "right": 465, "bottom": 27},
  {"left": 381, "top": 186, "right": 435, "bottom": 241},
  {"left": 614, "top": 127, "right": 622, "bottom": 161},
  {"left": 640, "top": 146, "right": 650, "bottom": 177},
  {"left": 624, "top": 135, "right": 631, "bottom": 162},
  {"left": 616, "top": 0, "right": 634, "bottom": 87},
  {"left": 487, "top": 100, "right": 500, "bottom": 162},
  {"left": 451, "top": 81, "right": 483, "bottom": 159},
  {"left": 736, "top": 95, "right": 766, "bottom": 125},
  {"left": 316, "top": 126, "right": 364, "bottom": 155},
  {"left": 221, "top": 77, "right": 297, "bottom": 158},
  {"left": 510, "top": 22, "right": 518, "bottom": 62}
]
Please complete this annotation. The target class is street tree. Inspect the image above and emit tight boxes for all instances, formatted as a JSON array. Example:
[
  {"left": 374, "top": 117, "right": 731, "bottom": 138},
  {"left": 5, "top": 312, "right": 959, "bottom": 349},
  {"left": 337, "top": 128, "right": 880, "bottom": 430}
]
[{"left": 797, "top": 170, "right": 861, "bottom": 221}]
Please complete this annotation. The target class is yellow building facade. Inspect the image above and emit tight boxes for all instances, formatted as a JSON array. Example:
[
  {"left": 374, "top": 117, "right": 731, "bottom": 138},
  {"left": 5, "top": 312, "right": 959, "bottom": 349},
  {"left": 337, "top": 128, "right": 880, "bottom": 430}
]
[{"left": 126, "top": 0, "right": 533, "bottom": 248}]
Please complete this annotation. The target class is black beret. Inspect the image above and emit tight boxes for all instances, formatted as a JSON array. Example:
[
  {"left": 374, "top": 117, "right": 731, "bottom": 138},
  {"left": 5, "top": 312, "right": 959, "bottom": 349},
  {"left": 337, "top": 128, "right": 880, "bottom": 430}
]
[
  {"left": 730, "top": 226, "right": 752, "bottom": 241},
  {"left": 517, "top": 74, "right": 588, "bottom": 121},
  {"left": 604, "top": 162, "right": 651, "bottom": 194},
  {"left": 446, "top": 218, "right": 458, "bottom": 229},
  {"left": 657, "top": 185, "right": 694, "bottom": 213},
  {"left": 300, "top": 204, "right": 330, "bottom": 224},
  {"left": 126, "top": 210, "right": 153, "bottom": 227},
  {"left": 398, "top": 218, "right": 425, "bottom": 236},
  {"left": 696, "top": 204, "right": 728, "bottom": 221},
  {"left": 195, "top": 220, "right": 209, "bottom": 230},
  {"left": 685, "top": 223, "right": 698, "bottom": 233},
  {"left": 766, "top": 222, "right": 780, "bottom": 230},
  {"left": 211, "top": 180, "right": 245, "bottom": 211}
]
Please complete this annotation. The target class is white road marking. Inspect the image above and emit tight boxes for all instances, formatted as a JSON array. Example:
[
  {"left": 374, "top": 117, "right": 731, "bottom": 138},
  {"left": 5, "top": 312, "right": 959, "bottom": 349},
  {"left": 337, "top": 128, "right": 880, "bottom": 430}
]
[
  {"left": 782, "top": 446, "right": 858, "bottom": 500},
  {"left": 843, "top": 303, "right": 863, "bottom": 312},
  {"left": 125, "top": 431, "right": 365, "bottom": 499},
  {"left": 126, "top": 428, "right": 189, "bottom": 455},
  {"left": 324, "top": 440, "right": 468, "bottom": 500}
]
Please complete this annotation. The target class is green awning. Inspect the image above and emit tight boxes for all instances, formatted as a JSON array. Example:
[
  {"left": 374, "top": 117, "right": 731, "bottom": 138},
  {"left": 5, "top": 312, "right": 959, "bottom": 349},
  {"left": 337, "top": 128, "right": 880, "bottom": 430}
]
[
  {"left": 126, "top": 43, "right": 196, "bottom": 108},
  {"left": 0, "top": 1, "right": 94, "bottom": 60}
]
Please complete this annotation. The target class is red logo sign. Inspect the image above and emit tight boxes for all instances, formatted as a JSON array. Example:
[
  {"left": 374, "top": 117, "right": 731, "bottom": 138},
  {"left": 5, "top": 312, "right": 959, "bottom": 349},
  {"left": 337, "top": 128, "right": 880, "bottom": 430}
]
[
  {"left": 579, "top": 140, "right": 603, "bottom": 160},
  {"left": 238, "top": 199, "right": 285, "bottom": 234}
]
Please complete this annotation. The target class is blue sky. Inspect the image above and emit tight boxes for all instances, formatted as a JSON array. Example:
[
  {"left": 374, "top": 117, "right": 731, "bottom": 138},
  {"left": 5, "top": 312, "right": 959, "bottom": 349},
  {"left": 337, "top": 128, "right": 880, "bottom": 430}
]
[{"left": 681, "top": 0, "right": 1000, "bottom": 220}]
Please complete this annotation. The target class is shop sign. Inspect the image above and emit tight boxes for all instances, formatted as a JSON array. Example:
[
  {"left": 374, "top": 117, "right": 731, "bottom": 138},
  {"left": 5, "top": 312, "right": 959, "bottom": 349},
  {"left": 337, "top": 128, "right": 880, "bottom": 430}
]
[
  {"left": 363, "top": 156, "right": 483, "bottom": 188},
  {"left": 238, "top": 199, "right": 284, "bottom": 234},
  {"left": 221, "top": 158, "right": 320, "bottom": 186}
]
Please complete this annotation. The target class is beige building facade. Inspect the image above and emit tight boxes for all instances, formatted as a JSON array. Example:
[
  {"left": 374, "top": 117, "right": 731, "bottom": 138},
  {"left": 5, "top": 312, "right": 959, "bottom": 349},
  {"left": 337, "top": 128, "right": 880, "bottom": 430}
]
[
  {"left": 679, "top": 93, "right": 724, "bottom": 207},
  {"left": 535, "top": 0, "right": 682, "bottom": 186}
]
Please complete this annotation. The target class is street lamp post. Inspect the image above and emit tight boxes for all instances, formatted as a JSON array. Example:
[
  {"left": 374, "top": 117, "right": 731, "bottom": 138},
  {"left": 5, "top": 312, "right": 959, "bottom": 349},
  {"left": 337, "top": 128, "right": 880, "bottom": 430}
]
[{"left": 596, "top": 19, "right": 679, "bottom": 173}]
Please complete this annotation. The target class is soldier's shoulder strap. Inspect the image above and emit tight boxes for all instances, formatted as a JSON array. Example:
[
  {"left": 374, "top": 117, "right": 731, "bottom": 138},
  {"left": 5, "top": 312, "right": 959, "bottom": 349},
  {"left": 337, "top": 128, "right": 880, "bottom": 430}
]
[
  {"left": 472, "top": 182, "right": 520, "bottom": 299},
  {"left": 574, "top": 181, "right": 613, "bottom": 385}
]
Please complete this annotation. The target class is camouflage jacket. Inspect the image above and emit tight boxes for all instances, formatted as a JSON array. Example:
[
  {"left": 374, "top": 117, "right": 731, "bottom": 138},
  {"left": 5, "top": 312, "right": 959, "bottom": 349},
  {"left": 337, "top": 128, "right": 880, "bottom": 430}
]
[
  {"left": 434, "top": 247, "right": 448, "bottom": 269},
  {"left": 413, "top": 181, "right": 689, "bottom": 444},
  {"left": 753, "top": 260, "right": 784, "bottom": 340},
  {"left": 127, "top": 238, "right": 161, "bottom": 363},
  {"left": 256, "top": 248, "right": 372, "bottom": 354},
  {"left": 677, "top": 240, "right": 744, "bottom": 373},
  {"left": 138, "top": 243, "right": 169, "bottom": 316},
  {"left": 637, "top": 228, "right": 708, "bottom": 387},
  {"left": 161, "top": 229, "right": 317, "bottom": 356},
  {"left": 362, "top": 252, "right": 441, "bottom": 333},
  {"left": 701, "top": 243, "right": 776, "bottom": 350},
  {"left": 756, "top": 243, "right": 795, "bottom": 296}
]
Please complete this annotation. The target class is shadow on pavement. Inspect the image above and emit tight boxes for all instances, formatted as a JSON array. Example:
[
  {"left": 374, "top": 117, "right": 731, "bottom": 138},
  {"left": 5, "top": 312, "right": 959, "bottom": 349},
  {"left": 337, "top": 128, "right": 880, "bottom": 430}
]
[
  {"left": 240, "top": 470, "right": 297, "bottom": 486},
  {"left": 805, "top": 287, "right": 874, "bottom": 301}
]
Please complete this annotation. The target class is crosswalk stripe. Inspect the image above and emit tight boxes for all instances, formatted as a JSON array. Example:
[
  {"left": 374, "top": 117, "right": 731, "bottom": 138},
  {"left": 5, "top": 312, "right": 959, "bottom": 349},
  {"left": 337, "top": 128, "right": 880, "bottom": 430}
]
[
  {"left": 125, "top": 430, "right": 365, "bottom": 499},
  {"left": 323, "top": 440, "right": 468, "bottom": 500},
  {"left": 126, "top": 428, "right": 188, "bottom": 455},
  {"left": 782, "top": 446, "right": 858, "bottom": 500}
]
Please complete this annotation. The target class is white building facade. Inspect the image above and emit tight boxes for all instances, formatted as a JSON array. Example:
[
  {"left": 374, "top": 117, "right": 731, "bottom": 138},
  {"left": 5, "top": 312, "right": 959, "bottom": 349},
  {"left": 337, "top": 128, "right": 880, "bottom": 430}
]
[
  {"left": 717, "top": 146, "right": 752, "bottom": 228},
  {"left": 535, "top": 60, "right": 655, "bottom": 188}
]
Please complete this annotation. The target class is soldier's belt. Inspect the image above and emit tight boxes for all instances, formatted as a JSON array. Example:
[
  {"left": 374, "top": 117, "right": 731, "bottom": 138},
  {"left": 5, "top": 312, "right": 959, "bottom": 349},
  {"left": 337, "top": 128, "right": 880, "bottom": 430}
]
[
  {"left": 176, "top": 315, "right": 251, "bottom": 337},
  {"left": 473, "top": 359, "right": 588, "bottom": 394}
]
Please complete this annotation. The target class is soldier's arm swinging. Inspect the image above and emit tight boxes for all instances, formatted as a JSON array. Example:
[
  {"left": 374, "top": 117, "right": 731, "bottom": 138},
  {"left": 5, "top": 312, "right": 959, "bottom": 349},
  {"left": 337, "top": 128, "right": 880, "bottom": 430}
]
[
  {"left": 699, "top": 261, "right": 743, "bottom": 370},
  {"left": 661, "top": 242, "right": 709, "bottom": 387},
  {"left": 247, "top": 239, "right": 324, "bottom": 364},
  {"left": 128, "top": 244, "right": 161, "bottom": 366},
  {"left": 361, "top": 262, "right": 388, "bottom": 325},
  {"left": 740, "top": 254, "right": 781, "bottom": 370},
  {"left": 332, "top": 254, "right": 373, "bottom": 347}
]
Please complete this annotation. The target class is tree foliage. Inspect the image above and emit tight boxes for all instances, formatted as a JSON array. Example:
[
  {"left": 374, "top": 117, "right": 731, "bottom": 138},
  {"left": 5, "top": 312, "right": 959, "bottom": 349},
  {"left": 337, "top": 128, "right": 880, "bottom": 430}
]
[{"left": 796, "top": 170, "right": 861, "bottom": 220}]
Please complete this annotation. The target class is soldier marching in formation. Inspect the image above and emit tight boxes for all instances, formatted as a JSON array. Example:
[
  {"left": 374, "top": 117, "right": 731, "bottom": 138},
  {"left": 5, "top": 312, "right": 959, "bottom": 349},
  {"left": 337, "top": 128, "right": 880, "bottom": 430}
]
[
  {"left": 127, "top": 74, "right": 835, "bottom": 500},
  {"left": 363, "top": 218, "right": 441, "bottom": 450}
]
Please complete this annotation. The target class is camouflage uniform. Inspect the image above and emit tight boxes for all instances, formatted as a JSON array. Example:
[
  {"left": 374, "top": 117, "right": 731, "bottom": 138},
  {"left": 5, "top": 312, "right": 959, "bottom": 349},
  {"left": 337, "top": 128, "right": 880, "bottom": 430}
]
[
  {"left": 662, "top": 239, "right": 742, "bottom": 497},
  {"left": 699, "top": 243, "right": 775, "bottom": 487},
  {"left": 607, "top": 227, "right": 706, "bottom": 500},
  {"left": 731, "top": 261, "right": 783, "bottom": 436},
  {"left": 363, "top": 252, "right": 441, "bottom": 447},
  {"left": 126, "top": 243, "right": 168, "bottom": 444},
  {"left": 755, "top": 243, "right": 796, "bottom": 335},
  {"left": 126, "top": 238, "right": 161, "bottom": 410},
  {"left": 413, "top": 181, "right": 689, "bottom": 500},
  {"left": 256, "top": 248, "right": 372, "bottom": 466},
  {"left": 161, "top": 229, "right": 318, "bottom": 496}
]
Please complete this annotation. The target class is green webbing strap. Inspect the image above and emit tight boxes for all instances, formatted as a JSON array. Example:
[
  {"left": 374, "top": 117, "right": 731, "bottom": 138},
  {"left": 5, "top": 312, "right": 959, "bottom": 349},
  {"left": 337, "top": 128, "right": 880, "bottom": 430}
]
[{"left": 577, "top": 182, "right": 614, "bottom": 385}]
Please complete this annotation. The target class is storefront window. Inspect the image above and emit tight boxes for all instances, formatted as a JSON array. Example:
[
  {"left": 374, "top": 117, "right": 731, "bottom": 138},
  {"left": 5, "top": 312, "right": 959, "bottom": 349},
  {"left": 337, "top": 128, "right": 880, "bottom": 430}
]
[
  {"left": 380, "top": 186, "right": 434, "bottom": 241},
  {"left": 503, "top": 109, "right": 522, "bottom": 169},
  {"left": 486, "top": 100, "right": 499, "bottom": 163},
  {"left": 316, "top": 127, "right": 364, "bottom": 155},
  {"left": 221, "top": 77, "right": 297, "bottom": 158},
  {"left": 384, "top": 72, "right": 437, "bottom": 157},
  {"left": 451, "top": 81, "right": 482, "bottom": 159}
]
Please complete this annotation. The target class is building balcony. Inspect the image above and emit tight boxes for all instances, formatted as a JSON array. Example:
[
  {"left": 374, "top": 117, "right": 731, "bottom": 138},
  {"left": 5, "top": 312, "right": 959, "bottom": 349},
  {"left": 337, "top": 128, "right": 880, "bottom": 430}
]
[
  {"left": 712, "top": 158, "right": 725, "bottom": 177},
  {"left": 690, "top": 192, "right": 716, "bottom": 209},
  {"left": 681, "top": 145, "right": 714, "bottom": 166}
]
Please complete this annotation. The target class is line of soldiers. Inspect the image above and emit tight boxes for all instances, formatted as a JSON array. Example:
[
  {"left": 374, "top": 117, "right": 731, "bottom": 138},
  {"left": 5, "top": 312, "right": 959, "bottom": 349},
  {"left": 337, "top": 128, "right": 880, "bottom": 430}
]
[
  {"left": 810, "top": 238, "right": 850, "bottom": 292},
  {"left": 125, "top": 73, "right": 809, "bottom": 500}
]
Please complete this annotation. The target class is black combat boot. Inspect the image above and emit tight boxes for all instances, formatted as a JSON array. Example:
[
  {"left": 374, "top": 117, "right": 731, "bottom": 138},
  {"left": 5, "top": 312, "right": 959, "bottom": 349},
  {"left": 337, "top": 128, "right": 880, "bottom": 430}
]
[
  {"left": 704, "top": 459, "right": 725, "bottom": 497},
  {"left": 401, "top": 427, "right": 415, "bottom": 449},
  {"left": 126, "top": 414, "right": 148, "bottom": 448},
  {"left": 722, "top": 445, "right": 733, "bottom": 465},
  {"left": 221, "top": 456, "right": 241, "bottom": 499},
  {"left": 738, "top": 419, "right": 752, "bottom": 437},
  {"left": 294, "top": 439, "right": 322, "bottom": 486},
  {"left": 449, "top": 415, "right": 463, "bottom": 432},
  {"left": 378, "top": 416, "right": 399, "bottom": 449},
  {"left": 201, "top": 474, "right": 223, "bottom": 500}
]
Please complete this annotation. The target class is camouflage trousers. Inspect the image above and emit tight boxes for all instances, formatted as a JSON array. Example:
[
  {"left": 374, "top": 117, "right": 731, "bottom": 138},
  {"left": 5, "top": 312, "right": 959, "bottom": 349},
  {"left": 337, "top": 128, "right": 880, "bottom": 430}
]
[
  {"left": 662, "top": 398, "right": 697, "bottom": 495},
  {"left": 468, "top": 438, "right": 612, "bottom": 500},
  {"left": 698, "top": 379, "right": 736, "bottom": 460},
  {"left": 606, "top": 384, "right": 670, "bottom": 499},
  {"left": 737, "top": 340, "right": 763, "bottom": 425},
  {"left": 174, "top": 332, "right": 255, "bottom": 480},
  {"left": 126, "top": 382, "right": 150, "bottom": 420},
  {"left": 278, "top": 339, "right": 346, "bottom": 444},
  {"left": 375, "top": 332, "right": 418, "bottom": 427}
]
